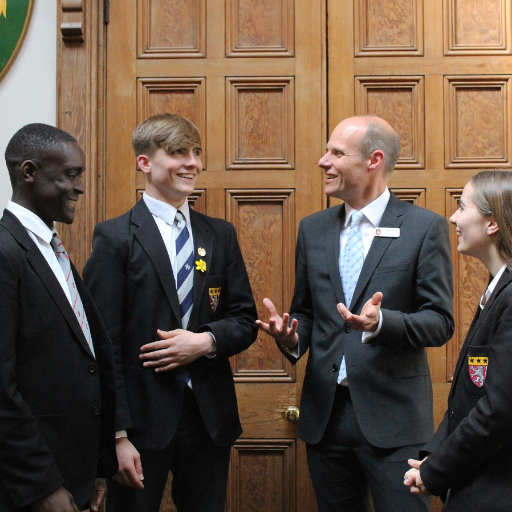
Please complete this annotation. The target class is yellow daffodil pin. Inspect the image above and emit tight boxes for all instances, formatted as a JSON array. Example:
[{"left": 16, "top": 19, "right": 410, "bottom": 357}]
[{"left": 195, "top": 259, "right": 207, "bottom": 272}]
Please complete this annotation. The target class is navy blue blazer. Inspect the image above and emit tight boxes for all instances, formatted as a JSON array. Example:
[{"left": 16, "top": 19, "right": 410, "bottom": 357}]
[
  {"left": 421, "top": 268, "right": 512, "bottom": 511},
  {"left": 83, "top": 200, "right": 258, "bottom": 450},
  {"left": 0, "top": 210, "right": 117, "bottom": 511}
]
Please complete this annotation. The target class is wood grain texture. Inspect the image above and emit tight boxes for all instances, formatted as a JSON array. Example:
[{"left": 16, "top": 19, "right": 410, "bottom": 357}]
[
  {"left": 355, "top": 0, "right": 423, "bottom": 55},
  {"left": 227, "top": 190, "right": 295, "bottom": 381},
  {"left": 445, "top": 77, "right": 511, "bottom": 167},
  {"left": 226, "top": 0, "right": 294, "bottom": 56},
  {"left": 355, "top": 76, "right": 425, "bottom": 168},
  {"left": 138, "top": 0, "right": 206, "bottom": 57},
  {"left": 226, "top": 78, "right": 295, "bottom": 169},
  {"left": 228, "top": 440, "right": 296, "bottom": 512},
  {"left": 445, "top": 0, "right": 510, "bottom": 54}
]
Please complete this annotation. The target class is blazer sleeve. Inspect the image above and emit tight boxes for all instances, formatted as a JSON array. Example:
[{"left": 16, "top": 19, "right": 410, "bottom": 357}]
[
  {"left": 198, "top": 223, "right": 258, "bottom": 358},
  {"left": 420, "top": 292, "right": 512, "bottom": 495},
  {"left": 83, "top": 223, "right": 132, "bottom": 432},
  {"left": 374, "top": 214, "right": 454, "bottom": 349},
  {"left": 0, "top": 247, "right": 64, "bottom": 509},
  {"left": 288, "top": 220, "right": 314, "bottom": 360}
]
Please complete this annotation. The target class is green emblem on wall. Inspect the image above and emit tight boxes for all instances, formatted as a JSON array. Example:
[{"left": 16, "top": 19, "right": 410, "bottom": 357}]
[{"left": 0, "top": 0, "right": 34, "bottom": 82}]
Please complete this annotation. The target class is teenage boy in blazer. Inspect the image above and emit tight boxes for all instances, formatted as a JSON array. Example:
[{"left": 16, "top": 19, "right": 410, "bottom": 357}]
[
  {"left": 84, "top": 113, "right": 258, "bottom": 512},
  {"left": 257, "top": 116, "right": 454, "bottom": 512},
  {"left": 0, "top": 124, "right": 117, "bottom": 512}
]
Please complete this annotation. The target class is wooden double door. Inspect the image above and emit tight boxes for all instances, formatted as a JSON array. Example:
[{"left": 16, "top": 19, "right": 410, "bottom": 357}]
[{"left": 60, "top": 0, "right": 510, "bottom": 510}]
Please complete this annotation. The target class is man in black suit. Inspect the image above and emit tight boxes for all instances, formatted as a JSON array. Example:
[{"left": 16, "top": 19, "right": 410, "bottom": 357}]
[
  {"left": 257, "top": 115, "right": 454, "bottom": 511},
  {"left": 0, "top": 124, "right": 117, "bottom": 512},
  {"left": 83, "top": 113, "right": 258, "bottom": 512}
]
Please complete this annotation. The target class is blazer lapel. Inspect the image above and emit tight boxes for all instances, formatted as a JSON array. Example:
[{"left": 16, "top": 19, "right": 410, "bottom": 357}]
[
  {"left": 326, "top": 205, "right": 345, "bottom": 304},
  {"left": 189, "top": 210, "right": 214, "bottom": 327},
  {"left": 2, "top": 211, "right": 94, "bottom": 357},
  {"left": 451, "top": 269, "right": 512, "bottom": 389},
  {"left": 350, "top": 193, "right": 403, "bottom": 308},
  {"left": 131, "top": 201, "right": 182, "bottom": 325}
]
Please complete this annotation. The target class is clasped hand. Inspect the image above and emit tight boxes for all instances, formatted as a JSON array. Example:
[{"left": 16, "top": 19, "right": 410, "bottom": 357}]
[
  {"left": 404, "top": 458, "right": 430, "bottom": 496},
  {"left": 139, "top": 329, "right": 215, "bottom": 372}
]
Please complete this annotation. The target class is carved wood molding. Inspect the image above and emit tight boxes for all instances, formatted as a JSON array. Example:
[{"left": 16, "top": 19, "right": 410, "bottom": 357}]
[
  {"left": 61, "top": 0, "right": 84, "bottom": 43},
  {"left": 57, "top": 0, "right": 105, "bottom": 270}
]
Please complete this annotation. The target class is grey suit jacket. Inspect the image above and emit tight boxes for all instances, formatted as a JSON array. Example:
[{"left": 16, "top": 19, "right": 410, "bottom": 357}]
[{"left": 285, "top": 192, "right": 454, "bottom": 447}]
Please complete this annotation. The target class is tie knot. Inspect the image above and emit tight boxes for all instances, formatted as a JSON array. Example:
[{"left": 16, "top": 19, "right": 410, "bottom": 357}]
[
  {"left": 175, "top": 210, "right": 186, "bottom": 230},
  {"left": 51, "top": 232, "right": 64, "bottom": 251},
  {"left": 350, "top": 211, "right": 364, "bottom": 227}
]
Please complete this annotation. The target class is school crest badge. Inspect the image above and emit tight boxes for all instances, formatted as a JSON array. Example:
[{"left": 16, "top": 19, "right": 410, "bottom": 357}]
[
  {"left": 468, "top": 356, "right": 488, "bottom": 388},
  {"left": 209, "top": 287, "right": 221, "bottom": 313},
  {"left": 0, "top": 0, "right": 34, "bottom": 83}
]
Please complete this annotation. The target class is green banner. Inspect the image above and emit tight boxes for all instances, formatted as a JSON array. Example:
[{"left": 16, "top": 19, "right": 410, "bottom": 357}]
[{"left": 0, "top": 0, "right": 34, "bottom": 82}]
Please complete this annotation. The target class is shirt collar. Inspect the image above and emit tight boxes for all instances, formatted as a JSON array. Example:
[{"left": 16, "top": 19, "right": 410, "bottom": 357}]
[
  {"left": 143, "top": 192, "right": 191, "bottom": 226},
  {"left": 6, "top": 200, "right": 55, "bottom": 244},
  {"left": 344, "top": 188, "right": 390, "bottom": 228},
  {"left": 480, "top": 264, "right": 507, "bottom": 309}
]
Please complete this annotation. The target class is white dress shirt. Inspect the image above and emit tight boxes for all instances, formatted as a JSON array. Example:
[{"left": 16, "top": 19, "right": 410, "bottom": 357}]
[
  {"left": 480, "top": 264, "right": 506, "bottom": 309},
  {"left": 6, "top": 201, "right": 72, "bottom": 305}
]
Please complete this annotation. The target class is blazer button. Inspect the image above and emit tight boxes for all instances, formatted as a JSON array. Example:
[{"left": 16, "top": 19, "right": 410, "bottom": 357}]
[
  {"left": 332, "top": 363, "right": 339, "bottom": 372},
  {"left": 88, "top": 363, "right": 96, "bottom": 373},
  {"left": 92, "top": 406, "right": 100, "bottom": 416},
  {"left": 343, "top": 324, "right": 351, "bottom": 333}
]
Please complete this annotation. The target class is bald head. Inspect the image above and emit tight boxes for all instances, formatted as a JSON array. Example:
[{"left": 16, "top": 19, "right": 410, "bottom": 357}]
[{"left": 336, "top": 116, "right": 401, "bottom": 174}]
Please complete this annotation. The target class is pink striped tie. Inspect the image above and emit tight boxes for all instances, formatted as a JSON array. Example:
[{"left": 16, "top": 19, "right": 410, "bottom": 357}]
[{"left": 51, "top": 232, "right": 95, "bottom": 357}]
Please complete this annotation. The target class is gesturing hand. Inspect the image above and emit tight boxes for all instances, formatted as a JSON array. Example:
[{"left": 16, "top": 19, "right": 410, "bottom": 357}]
[
  {"left": 256, "top": 298, "right": 299, "bottom": 349},
  {"left": 337, "top": 292, "right": 383, "bottom": 332}
]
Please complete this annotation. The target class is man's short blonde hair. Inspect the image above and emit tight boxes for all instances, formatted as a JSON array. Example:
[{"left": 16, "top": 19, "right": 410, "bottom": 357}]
[{"left": 132, "top": 113, "right": 201, "bottom": 157}]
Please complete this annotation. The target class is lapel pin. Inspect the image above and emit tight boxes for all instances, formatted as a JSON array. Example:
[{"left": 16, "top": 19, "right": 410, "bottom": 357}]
[
  {"left": 198, "top": 247, "right": 206, "bottom": 256},
  {"left": 195, "top": 259, "right": 207, "bottom": 272}
]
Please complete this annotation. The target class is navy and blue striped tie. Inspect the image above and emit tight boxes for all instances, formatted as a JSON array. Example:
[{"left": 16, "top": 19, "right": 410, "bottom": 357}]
[{"left": 175, "top": 210, "right": 194, "bottom": 328}]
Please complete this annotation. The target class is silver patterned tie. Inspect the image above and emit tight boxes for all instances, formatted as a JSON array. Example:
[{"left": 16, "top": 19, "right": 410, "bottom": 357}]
[
  {"left": 338, "top": 211, "right": 365, "bottom": 383},
  {"left": 175, "top": 210, "right": 194, "bottom": 328},
  {"left": 51, "top": 232, "right": 95, "bottom": 357}
]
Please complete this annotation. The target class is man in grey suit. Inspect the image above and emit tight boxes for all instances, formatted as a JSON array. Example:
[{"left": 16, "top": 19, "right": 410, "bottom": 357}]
[{"left": 257, "top": 115, "right": 454, "bottom": 511}]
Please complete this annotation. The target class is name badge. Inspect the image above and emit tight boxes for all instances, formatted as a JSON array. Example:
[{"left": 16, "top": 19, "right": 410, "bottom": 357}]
[{"left": 375, "top": 227, "right": 400, "bottom": 238}]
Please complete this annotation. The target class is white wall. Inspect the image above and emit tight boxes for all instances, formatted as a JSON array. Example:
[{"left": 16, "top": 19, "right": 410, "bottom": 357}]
[{"left": 0, "top": 1, "right": 57, "bottom": 210}]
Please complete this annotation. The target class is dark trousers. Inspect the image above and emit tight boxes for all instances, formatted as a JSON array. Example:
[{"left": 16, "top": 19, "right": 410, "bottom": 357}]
[
  {"left": 106, "top": 387, "right": 231, "bottom": 512},
  {"left": 307, "top": 386, "right": 430, "bottom": 512}
]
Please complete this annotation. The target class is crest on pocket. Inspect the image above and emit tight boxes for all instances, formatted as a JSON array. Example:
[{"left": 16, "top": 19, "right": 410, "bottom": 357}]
[
  {"left": 209, "top": 287, "right": 221, "bottom": 313},
  {"left": 468, "top": 356, "right": 488, "bottom": 388}
]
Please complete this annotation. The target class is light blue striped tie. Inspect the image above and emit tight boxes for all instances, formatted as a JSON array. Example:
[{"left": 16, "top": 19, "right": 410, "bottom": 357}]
[
  {"left": 338, "top": 210, "right": 365, "bottom": 383},
  {"left": 175, "top": 210, "right": 194, "bottom": 328}
]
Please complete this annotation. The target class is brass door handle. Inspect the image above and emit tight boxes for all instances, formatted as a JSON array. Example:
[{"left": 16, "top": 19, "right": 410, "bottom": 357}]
[{"left": 285, "top": 406, "right": 300, "bottom": 423}]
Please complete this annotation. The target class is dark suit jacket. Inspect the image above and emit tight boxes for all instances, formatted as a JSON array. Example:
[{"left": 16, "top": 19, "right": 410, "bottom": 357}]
[
  {"left": 83, "top": 199, "right": 258, "bottom": 451},
  {"left": 0, "top": 210, "right": 117, "bottom": 511},
  {"left": 285, "top": 192, "right": 454, "bottom": 447},
  {"left": 421, "top": 269, "right": 512, "bottom": 511}
]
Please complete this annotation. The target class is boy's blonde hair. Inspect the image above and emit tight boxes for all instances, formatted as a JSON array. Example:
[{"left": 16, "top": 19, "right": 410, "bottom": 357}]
[{"left": 132, "top": 113, "right": 201, "bottom": 157}]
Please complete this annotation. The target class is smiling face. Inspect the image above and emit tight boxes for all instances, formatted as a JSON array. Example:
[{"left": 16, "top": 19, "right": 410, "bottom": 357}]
[
  {"left": 139, "top": 146, "right": 203, "bottom": 207},
  {"left": 450, "top": 181, "right": 494, "bottom": 260},
  {"left": 317, "top": 118, "right": 387, "bottom": 209},
  {"left": 24, "top": 141, "right": 85, "bottom": 228}
]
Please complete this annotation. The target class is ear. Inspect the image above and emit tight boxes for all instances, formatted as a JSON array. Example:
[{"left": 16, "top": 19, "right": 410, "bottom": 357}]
[
  {"left": 487, "top": 216, "right": 499, "bottom": 235},
  {"left": 136, "top": 154, "right": 151, "bottom": 174},
  {"left": 367, "top": 150, "right": 384, "bottom": 172},
  {"left": 20, "top": 160, "right": 38, "bottom": 183}
]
